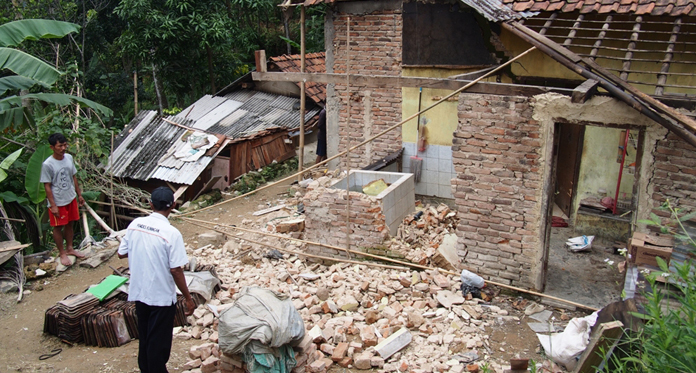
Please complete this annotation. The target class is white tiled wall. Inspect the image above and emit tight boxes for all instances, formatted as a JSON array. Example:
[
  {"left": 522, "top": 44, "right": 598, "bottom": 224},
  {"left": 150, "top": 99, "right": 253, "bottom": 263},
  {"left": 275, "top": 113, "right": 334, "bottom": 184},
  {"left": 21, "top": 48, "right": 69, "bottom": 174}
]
[{"left": 402, "top": 142, "right": 454, "bottom": 199}]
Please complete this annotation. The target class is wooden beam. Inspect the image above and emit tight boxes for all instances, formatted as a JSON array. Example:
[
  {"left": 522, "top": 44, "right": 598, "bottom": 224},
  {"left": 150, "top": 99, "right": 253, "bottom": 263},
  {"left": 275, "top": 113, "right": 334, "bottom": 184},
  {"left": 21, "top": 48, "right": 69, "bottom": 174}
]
[
  {"left": 572, "top": 321, "right": 624, "bottom": 373},
  {"left": 655, "top": 18, "right": 681, "bottom": 96},
  {"left": 252, "top": 71, "right": 575, "bottom": 97},
  {"left": 620, "top": 16, "right": 642, "bottom": 81},
  {"left": 572, "top": 79, "right": 600, "bottom": 103},
  {"left": 173, "top": 185, "right": 188, "bottom": 201}
]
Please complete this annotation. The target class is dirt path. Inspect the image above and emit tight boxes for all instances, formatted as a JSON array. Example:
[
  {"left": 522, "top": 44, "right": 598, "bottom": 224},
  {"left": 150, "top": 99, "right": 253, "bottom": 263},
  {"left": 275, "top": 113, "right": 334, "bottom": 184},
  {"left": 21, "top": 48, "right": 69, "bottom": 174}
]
[{"left": 0, "top": 180, "right": 294, "bottom": 373}]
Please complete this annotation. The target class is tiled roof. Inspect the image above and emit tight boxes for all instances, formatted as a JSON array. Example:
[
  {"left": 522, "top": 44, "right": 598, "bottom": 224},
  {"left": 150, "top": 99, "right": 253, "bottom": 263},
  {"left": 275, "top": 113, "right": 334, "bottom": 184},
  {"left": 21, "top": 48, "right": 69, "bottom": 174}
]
[
  {"left": 269, "top": 52, "right": 327, "bottom": 105},
  {"left": 502, "top": 0, "right": 696, "bottom": 16}
]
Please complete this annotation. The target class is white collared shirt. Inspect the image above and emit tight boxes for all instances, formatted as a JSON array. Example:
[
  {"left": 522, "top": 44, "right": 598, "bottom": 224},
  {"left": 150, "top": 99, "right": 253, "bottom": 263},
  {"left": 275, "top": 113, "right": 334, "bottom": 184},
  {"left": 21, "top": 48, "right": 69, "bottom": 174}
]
[{"left": 118, "top": 212, "right": 188, "bottom": 306}]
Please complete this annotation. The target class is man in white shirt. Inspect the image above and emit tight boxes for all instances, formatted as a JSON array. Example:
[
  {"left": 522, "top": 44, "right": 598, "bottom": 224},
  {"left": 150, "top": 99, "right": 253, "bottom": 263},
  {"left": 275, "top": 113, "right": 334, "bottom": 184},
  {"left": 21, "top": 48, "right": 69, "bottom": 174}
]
[{"left": 118, "top": 187, "right": 195, "bottom": 373}]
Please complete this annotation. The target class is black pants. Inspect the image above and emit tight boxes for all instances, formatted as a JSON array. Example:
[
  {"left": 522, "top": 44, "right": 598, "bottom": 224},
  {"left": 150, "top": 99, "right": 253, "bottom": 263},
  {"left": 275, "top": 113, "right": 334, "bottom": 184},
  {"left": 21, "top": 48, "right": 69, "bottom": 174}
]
[{"left": 135, "top": 301, "right": 176, "bottom": 373}]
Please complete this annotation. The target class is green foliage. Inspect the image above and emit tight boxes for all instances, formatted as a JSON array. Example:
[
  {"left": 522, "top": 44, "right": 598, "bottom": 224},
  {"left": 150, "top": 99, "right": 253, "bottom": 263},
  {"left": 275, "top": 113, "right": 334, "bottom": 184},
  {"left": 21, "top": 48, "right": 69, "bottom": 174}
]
[
  {"left": 609, "top": 200, "right": 696, "bottom": 372},
  {"left": 0, "top": 19, "right": 113, "bottom": 131},
  {"left": 639, "top": 199, "right": 696, "bottom": 248},
  {"left": 24, "top": 144, "right": 52, "bottom": 204},
  {"left": 0, "top": 147, "right": 22, "bottom": 183},
  {"left": 231, "top": 158, "right": 299, "bottom": 194}
]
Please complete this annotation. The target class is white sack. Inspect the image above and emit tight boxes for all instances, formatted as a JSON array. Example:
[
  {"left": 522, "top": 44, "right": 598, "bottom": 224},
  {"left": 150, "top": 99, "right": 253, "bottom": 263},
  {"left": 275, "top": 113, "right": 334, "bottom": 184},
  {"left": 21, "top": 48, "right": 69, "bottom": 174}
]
[{"left": 537, "top": 312, "right": 598, "bottom": 370}]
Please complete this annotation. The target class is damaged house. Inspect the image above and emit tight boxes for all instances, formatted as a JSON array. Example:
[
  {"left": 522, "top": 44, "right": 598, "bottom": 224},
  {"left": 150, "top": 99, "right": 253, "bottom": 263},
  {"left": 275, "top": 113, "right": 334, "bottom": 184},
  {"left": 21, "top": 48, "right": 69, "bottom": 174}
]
[
  {"left": 106, "top": 53, "right": 326, "bottom": 202},
  {"left": 257, "top": 0, "right": 696, "bottom": 292}
]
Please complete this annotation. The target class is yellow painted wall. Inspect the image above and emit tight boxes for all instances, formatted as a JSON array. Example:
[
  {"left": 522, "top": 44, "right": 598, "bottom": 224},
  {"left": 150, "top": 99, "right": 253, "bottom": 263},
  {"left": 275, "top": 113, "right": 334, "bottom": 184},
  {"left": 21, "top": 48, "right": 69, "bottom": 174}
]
[
  {"left": 575, "top": 126, "right": 638, "bottom": 213},
  {"left": 401, "top": 68, "right": 498, "bottom": 145}
]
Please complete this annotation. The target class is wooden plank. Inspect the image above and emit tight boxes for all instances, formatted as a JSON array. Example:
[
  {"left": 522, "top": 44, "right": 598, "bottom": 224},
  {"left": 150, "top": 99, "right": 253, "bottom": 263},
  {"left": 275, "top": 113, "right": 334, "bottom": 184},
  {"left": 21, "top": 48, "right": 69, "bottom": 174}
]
[
  {"left": 0, "top": 243, "right": 30, "bottom": 253},
  {"left": 173, "top": 185, "right": 188, "bottom": 201},
  {"left": 572, "top": 79, "right": 600, "bottom": 103},
  {"left": 572, "top": 321, "right": 624, "bottom": 373},
  {"left": 252, "top": 72, "right": 575, "bottom": 97},
  {"left": 192, "top": 176, "right": 222, "bottom": 201},
  {"left": 255, "top": 50, "right": 267, "bottom": 73},
  {"left": 619, "top": 16, "right": 642, "bottom": 81},
  {"left": 590, "top": 15, "right": 611, "bottom": 61}
]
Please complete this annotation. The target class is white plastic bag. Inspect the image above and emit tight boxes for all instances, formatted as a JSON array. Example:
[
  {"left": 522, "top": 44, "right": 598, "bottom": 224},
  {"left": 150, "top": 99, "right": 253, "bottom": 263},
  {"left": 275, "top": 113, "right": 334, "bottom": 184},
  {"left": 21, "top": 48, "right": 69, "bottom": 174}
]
[
  {"left": 566, "top": 235, "right": 594, "bottom": 252},
  {"left": 536, "top": 312, "right": 598, "bottom": 370}
]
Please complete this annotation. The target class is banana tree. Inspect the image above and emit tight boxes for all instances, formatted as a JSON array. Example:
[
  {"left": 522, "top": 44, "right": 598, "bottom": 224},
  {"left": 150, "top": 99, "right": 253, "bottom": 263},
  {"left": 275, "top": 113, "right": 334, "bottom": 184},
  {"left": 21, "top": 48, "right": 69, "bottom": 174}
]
[{"left": 0, "top": 19, "right": 113, "bottom": 131}]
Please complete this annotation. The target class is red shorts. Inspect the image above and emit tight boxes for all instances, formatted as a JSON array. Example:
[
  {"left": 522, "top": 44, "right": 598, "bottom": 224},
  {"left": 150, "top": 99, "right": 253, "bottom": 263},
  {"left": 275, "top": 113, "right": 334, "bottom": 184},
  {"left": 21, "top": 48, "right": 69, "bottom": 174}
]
[{"left": 49, "top": 198, "right": 80, "bottom": 227}]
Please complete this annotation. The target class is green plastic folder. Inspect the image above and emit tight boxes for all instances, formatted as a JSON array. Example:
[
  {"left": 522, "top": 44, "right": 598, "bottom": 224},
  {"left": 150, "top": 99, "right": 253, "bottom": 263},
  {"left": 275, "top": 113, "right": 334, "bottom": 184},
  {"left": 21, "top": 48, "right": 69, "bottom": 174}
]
[{"left": 86, "top": 275, "right": 128, "bottom": 301}]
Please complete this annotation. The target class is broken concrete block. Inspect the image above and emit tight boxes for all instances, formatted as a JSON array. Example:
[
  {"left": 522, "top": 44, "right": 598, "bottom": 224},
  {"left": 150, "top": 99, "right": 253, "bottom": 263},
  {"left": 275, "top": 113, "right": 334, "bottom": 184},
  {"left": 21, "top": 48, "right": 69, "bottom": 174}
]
[
  {"left": 359, "top": 326, "right": 378, "bottom": 347},
  {"left": 461, "top": 305, "right": 480, "bottom": 319},
  {"left": 308, "top": 325, "right": 326, "bottom": 343},
  {"left": 183, "top": 359, "right": 202, "bottom": 370},
  {"left": 436, "top": 290, "right": 465, "bottom": 308},
  {"left": 274, "top": 218, "right": 305, "bottom": 233},
  {"left": 200, "top": 356, "right": 220, "bottom": 373},
  {"left": 370, "top": 356, "right": 385, "bottom": 368},
  {"left": 197, "top": 231, "right": 226, "bottom": 248},
  {"left": 353, "top": 352, "right": 373, "bottom": 370},
  {"left": 189, "top": 345, "right": 202, "bottom": 359},
  {"left": 308, "top": 359, "right": 326, "bottom": 373},
  {"left": 374, "top": 327, "right": 412, "bottom": 359},
  {"left": 337, "top": 295, "right": 359, "bottom": 311},
  {"left": 365, "top": 310, "right": 379, "bottom": 324},
  {"left": 433, "top": 274, "right": 451, "bottom": 288},
  {"left": 406, "top": 311, "right": 425, "bottom": 328},
  {"left": 320, "top": 343, "right": 334, "bottom": 355},
  {"left": 321, "top": 300, "right": 338, "bottom": 314}
]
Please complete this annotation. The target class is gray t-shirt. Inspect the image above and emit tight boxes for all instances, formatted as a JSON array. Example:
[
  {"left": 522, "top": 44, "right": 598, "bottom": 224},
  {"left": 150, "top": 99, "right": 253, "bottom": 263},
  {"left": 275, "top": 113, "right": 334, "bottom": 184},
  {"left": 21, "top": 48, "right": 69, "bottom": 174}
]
[{"left": 40, "top": 154, "right": 78, "bottom": 207}]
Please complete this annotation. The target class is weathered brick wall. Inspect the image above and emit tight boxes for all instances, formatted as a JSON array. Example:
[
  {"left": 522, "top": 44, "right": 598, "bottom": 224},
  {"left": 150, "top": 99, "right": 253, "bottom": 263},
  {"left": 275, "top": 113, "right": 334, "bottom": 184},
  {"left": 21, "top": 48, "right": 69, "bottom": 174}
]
[
  {"left": 302, "top": 187, "right": 389, "bottom": 257},
  {"left": 452, "top": 93, "right": 542, "bottom": 288},
  {"left": 650, "top": 132, "right": 696, "bottom": 219},
  {"left": 330, "top": 9, "right": 403, "bottom": 168}
]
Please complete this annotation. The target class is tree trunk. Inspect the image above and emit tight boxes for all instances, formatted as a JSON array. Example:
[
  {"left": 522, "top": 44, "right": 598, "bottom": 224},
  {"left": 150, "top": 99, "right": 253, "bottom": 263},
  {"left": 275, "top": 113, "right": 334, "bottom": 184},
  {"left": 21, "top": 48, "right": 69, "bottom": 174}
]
[
  {"left": 206, "top": 45, "right": 216, "bottom": 94},
  {"left": 152, "top": 63, "right": 166, "bottom": 114}
]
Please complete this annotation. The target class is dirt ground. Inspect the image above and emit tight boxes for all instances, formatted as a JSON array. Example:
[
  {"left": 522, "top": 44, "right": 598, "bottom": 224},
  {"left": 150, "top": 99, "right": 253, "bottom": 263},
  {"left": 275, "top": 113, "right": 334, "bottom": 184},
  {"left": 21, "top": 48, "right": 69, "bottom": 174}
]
[{"left": 0, "top": 177, "right": 610, "bottom": 373}]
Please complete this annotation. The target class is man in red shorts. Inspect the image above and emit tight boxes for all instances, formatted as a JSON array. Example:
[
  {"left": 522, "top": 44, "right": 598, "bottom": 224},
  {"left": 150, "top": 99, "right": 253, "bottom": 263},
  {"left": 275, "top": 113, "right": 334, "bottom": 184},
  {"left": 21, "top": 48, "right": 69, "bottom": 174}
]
[{"left": 40, "top": 133, "right": 86, "bottom": 266}]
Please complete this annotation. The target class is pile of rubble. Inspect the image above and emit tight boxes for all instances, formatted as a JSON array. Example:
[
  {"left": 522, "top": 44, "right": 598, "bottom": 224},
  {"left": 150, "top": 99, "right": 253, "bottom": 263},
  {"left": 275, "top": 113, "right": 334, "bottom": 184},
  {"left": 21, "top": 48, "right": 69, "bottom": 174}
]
[
  {"left": 391, "top": 203, "right": 460, "bottom": 271},
  {"left": 174, "top": 227, "right": 531, "bottom": 373}
]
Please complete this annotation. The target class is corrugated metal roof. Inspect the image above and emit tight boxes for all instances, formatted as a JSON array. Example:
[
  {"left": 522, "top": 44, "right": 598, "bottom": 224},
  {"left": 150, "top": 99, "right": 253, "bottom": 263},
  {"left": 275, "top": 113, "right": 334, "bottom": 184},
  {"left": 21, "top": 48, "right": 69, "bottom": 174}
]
[
  {"left": 460, "top": 0, "right": 524, "bottom": 21},
  {"left": 179, "top": 95, "right": 227, "bottom": 121},
  {"left": 107, "top": 88, "right": 320, "bottom": 185}
]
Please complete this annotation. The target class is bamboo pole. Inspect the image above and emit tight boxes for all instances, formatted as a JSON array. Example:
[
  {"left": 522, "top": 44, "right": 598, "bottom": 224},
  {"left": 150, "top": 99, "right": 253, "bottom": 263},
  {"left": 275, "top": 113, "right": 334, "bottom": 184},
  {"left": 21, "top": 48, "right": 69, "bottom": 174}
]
[
  {"left": 185, "top": 220, "right": 408, "bottom": 271},
  {"left": 298, "top": 5, "right": 306, "bottom": 181},
  {"left": 344, "top": 16, "right": 352, "bottom": 259},
  {"left": 84, "top": 204, "right": 116, "bottom": 236},
  {"left": 182, "top": 216, "right": 597, "bottom": 311},
  {"left": 178, "top": 47, "right": 538, "bottom": 218},
  {"left": 133, "top": 70, "right": 139, "bottom": 116},
  {"left": 110, "top": 132, "right": 118, "bottom": 230}
]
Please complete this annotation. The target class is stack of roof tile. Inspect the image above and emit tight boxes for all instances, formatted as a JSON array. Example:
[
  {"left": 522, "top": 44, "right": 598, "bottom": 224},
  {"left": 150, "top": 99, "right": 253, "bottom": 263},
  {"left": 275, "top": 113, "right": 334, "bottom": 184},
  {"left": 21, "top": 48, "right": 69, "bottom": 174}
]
[
  {"left": 44, "top": 293, "right": 100, "bottom": 343},
  {"left": 81, "top": 308, "right": 131, "bottom": 347},
  {"left": 269, "top": 52, "right": 327, "bottom": 105}
]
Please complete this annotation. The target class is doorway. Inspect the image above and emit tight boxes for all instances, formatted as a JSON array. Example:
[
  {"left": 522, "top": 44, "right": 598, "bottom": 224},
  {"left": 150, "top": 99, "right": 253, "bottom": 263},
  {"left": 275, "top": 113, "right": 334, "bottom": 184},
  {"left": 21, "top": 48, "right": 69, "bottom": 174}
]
[
  {"left": 554, "top": 123, "right": 584, "bottom": 218},
  {"left": 542, "top": 123, "right": 642, "bottom": 309}
]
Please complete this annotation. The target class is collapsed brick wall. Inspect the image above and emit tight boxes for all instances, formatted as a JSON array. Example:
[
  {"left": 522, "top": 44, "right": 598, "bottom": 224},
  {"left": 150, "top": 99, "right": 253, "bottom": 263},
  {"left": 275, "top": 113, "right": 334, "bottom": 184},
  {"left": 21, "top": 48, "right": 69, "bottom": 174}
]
[
  {"left": 302, "top": 187, "right": 389, "bottom": 256},
  {"left": 330, "top": 9, "right": 403, "bottom": 168},
  {"left": 650, "top": 132, "right": 696, "bottom": 218},
  {"left": 452, "top": 93, "right": 542, "bottom": 288}
]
